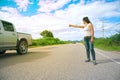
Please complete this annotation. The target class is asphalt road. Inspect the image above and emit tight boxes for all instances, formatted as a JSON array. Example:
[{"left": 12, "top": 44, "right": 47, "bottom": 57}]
[{"left": 0, "top": 43, "right": 120, "bottom": 80}]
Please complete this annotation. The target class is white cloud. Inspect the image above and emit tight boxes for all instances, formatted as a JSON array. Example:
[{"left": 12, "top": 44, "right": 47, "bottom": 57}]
[
  {"left": 55, "top": 1, "right": 120, "bottom": 22},
  {"left": 38, "top": 0, "right": 70, "bottom": 12},
  {"left": 0, "top": 7, "right": 70, "bottom": 39},
  {"left": 0, "top": 1, "right": 120, "bottom": 40},
  {"left": 15, "top": 0, "right": 32, "bottom": 11},
  {"left": 0, "top": 7, "right": 21, "bottom": 17},
  {"left": 54, "top": 29, "right": 84, "bottom": 40}
]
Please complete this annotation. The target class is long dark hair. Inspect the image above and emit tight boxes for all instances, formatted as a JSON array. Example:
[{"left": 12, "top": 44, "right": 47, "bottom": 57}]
[{"left": 83, "top": 17, "right": 91, "bottom": 23}]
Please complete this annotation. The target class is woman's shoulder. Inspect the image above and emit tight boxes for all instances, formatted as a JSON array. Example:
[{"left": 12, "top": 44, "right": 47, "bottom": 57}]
[
  {"left": 88, "top": 23, "right": 93, "bottom": 27},
  {"left": 88, "top": 23, "right": 92, "bottom": 25}
]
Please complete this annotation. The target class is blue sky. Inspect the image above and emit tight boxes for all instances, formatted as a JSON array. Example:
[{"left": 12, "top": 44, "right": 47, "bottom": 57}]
[{"left": 0, "top": 0, "right": 120, "bottom": 40}]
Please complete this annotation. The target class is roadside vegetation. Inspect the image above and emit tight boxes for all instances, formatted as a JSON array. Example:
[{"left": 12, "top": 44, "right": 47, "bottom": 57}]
[
  {"left": 31, "top": 30, "right": 70, "bottom": 46},
  {"left": 94, "top": 32, "right": 120, "bottom": 51},
  {"left": 31, "top": 30, "right": 120, "bottom": 51}
]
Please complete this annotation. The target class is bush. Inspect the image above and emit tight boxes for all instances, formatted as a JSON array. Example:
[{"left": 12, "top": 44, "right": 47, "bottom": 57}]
[
  {"left": 32, "top": 37, "right": 68, "bottom": 46},
  {"left": 94, "top": 32, "right": 120, "bottom": 51}
]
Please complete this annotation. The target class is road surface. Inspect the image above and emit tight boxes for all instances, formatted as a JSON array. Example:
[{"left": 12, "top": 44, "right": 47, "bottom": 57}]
[{"left": 0, "top": 43, "right": 120, "bottom": 80}]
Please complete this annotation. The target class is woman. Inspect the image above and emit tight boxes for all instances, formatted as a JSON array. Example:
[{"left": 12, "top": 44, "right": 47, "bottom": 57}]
[{"left": 69, "top": 17, "right": 96, "bottom": 65}]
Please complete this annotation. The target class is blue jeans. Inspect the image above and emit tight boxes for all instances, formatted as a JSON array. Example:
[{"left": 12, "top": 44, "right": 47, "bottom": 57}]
[{"left": 84, "top": 36, "right": 96, "bottom": 60}]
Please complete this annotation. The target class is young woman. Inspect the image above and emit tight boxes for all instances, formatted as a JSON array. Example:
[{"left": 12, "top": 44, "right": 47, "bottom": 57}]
[{"left": 69, "top": 17, "right": 96, "bottom": 65}]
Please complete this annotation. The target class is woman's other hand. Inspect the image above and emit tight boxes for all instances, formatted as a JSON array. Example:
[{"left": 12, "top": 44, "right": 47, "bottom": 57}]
[{"left": 91, "top": 38, "right": 94, "bottom": 43}]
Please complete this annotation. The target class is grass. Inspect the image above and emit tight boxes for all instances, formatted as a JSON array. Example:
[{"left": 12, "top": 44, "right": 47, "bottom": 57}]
[
  {"left": 31, "top": 37, "right": 71, "bottom": 48},
  {"left": 94, "top": 44, "right": 120, "bottom": 51},
  {"left": 94, "top": 37, "right": 120, "bottom": 51}
]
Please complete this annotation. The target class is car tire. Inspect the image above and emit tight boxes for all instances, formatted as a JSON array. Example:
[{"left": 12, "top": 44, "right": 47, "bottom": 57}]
[
  {"left": 17, "top": 40, "right": 28, "bottom": 55},
  {"left": 0, "top": 50, "right": 6, "bottom": 54}
]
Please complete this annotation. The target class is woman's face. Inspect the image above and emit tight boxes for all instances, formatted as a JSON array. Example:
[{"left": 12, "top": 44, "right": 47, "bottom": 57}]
[{"left": 83, "top": 20, "right": 86, "bottom": 24}]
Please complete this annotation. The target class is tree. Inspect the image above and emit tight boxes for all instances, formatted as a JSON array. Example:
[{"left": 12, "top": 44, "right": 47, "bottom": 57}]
[{"left": 40, "top": 30, "right": 54, "bottom": 38}]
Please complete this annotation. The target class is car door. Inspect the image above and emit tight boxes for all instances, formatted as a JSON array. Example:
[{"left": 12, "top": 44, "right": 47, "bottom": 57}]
[
  {"left": 0, "top": 21, "right": 4, "bottom": 48},
  {"left": 2, "top": 21, "right": 17, "bottom": 47}
]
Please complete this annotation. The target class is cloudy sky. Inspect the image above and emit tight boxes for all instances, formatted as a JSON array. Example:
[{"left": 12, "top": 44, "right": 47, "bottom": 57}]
[{"left": 0, "top": 0, "right": 120, "bottom": 40}]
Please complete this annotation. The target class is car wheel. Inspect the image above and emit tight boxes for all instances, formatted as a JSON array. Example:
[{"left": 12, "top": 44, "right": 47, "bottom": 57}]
[
  {"left": 17, "top": 40, "right": 28, "bottom": 55},
  {"left": 0, "top": 50, "right": 6, "bottom": 54}
]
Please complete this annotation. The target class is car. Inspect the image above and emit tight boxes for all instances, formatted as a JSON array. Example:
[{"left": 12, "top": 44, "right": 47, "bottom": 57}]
[{"left": 0, "top": 20, "right": 32, "bottom": 54}]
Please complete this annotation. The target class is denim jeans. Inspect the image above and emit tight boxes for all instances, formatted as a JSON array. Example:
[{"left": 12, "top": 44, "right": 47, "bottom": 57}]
[{"left": 84, "top": 36, "right": 96, "bottom": 60}]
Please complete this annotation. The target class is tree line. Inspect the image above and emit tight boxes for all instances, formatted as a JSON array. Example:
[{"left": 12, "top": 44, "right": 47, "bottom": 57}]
[{"left": 32, "top": 30, "right": 70, "bottom": 46}]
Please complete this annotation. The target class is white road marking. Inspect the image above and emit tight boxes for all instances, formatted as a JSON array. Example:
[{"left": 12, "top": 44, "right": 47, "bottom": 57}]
[{"left": 96, "top": 50, "right": 120, "bottom": 65}]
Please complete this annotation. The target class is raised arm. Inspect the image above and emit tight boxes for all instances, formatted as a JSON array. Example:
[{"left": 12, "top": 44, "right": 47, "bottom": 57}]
[{"left": 69, "top": 24, "right": 84, "bottom": 28}]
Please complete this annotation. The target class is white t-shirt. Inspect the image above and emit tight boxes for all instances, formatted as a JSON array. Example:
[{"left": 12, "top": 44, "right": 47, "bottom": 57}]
[{"left": 84, "top": 24, "right": 91, "bottom": 37}]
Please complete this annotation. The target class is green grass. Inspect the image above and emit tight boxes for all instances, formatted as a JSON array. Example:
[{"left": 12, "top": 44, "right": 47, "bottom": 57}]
[
  {"left": 31, "top": 37, "right": 71, "bottom": 47},
  {"left": 94, "top": 44, "right": 120, "bottom": 51},
  {"left": 93, "top": 32, "right": 120, "bottom": 51}
]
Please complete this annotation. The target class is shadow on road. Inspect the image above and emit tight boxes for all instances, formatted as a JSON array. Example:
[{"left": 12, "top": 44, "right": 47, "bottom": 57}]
[{"left": 0, "top": 50, "right": 51, "bottom": 69}]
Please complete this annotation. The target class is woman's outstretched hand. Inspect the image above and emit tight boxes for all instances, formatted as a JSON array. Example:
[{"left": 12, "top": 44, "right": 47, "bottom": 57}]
[{"left": 69, "top": 24, "right": 73, "bottom": 27}]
